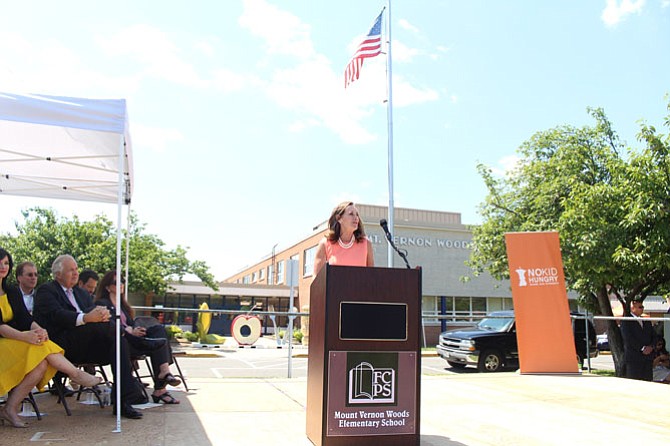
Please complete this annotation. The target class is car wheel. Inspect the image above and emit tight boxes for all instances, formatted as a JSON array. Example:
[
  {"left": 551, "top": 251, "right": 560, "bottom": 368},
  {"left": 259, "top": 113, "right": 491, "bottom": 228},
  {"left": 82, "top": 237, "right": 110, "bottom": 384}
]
[
  {"left": 478, "top": 350, "right": 503, "bottom": 372},
  {"left": 447, "top": 360, "right": 467, "bottom": 369}
]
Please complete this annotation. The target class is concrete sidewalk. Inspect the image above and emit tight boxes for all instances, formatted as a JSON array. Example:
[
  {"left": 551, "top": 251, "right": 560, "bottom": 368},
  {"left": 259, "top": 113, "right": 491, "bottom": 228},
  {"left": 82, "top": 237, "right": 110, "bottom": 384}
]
[{"left": 3, "top": 370, "right": 670, "bottom": 445}]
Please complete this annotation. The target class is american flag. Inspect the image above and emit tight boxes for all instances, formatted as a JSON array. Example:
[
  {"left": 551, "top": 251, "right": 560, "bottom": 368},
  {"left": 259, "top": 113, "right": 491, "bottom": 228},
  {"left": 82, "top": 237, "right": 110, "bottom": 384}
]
[{"left": 344, "top": 11, "right": 383, "bottom": 88}]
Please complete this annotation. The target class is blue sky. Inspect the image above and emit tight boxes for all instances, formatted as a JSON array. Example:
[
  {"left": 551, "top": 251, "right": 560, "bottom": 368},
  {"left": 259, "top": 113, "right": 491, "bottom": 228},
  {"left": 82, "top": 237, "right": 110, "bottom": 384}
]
[{"left": 0, "top": 0, "right": 668, "bottom": 279}]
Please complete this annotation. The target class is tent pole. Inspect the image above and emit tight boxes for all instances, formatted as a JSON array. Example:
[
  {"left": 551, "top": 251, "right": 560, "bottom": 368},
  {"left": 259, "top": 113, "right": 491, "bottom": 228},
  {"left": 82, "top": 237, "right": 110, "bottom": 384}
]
[
  {"left": 124, "top": 206, "right": 130, "bottom": 300},
  {"left": 113, "top": 137, "right": 124, "bottom": 432}
]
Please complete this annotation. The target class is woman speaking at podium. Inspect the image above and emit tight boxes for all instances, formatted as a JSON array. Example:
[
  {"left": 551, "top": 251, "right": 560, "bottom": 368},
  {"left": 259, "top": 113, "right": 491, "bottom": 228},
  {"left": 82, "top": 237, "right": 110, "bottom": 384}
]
[{"left": 313, "top": 201, "right": 374, "bottom": 275}]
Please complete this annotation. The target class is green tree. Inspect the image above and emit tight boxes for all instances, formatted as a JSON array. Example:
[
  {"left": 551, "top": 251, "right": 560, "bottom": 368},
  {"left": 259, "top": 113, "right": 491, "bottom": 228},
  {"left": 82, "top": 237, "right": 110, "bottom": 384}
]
[
  {"left": 467, "top": 103, "right": 670, "bottom": 376},
  {"left": 0, "top": 207, "right": 218, "bottom": 296}
]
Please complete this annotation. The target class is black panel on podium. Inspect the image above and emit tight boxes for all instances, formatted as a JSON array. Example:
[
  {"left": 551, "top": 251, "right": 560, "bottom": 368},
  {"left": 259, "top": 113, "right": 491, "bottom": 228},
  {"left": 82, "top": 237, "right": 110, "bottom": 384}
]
[{"left": 306, "top": 265, "right": 422, "bottom": 446}]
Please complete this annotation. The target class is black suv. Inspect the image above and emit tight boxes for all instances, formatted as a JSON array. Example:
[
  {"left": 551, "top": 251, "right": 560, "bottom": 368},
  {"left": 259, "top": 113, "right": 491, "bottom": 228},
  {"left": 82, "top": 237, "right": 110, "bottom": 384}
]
[{"left": 436, "top": 310, "right": 598, "bottom": 372}]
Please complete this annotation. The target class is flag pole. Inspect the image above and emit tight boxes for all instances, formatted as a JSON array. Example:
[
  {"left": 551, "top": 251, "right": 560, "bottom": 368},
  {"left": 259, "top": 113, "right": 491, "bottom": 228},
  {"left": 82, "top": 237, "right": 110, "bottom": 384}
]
[{"left": 385, "top": 1, "right": 395, "bottom": 267}]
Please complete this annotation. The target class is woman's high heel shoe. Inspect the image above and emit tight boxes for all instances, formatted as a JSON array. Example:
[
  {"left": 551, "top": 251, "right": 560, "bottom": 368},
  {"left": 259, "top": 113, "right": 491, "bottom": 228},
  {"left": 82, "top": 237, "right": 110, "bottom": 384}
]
[
  {"left": 0, "top": 406, "right": 28, "bottom": 428},
  {"left": 155, "top": 373, "right": 181, "bottom": 390},
  {"left": 70, "top": 369, "right": 103, "bottom": 388},
  {"left": 152, "top": 391, "right": 180, "bottom": 404}
]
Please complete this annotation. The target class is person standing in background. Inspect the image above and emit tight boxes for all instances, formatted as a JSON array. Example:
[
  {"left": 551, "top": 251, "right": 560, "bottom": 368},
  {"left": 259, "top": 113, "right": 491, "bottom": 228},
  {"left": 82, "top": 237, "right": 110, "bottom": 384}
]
[{"left": 621, "top": 298, "right": 655, "bottom": 381}]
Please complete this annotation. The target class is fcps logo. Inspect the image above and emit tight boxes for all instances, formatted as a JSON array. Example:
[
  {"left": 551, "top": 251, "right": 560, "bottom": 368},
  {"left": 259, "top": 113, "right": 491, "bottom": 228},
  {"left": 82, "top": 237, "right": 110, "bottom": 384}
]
[{"left": 348, "top": 361, "right": 396, "bottom": 404}]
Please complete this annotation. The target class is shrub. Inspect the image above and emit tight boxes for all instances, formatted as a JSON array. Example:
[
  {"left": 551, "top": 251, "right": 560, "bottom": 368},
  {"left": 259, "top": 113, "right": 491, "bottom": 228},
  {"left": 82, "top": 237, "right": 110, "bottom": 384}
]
[
  {"left": 165, "top": 325, "right": 183, "bottom": 340},
  {"left": 183, "top": 331, "right": 199, "bottom": 342}
]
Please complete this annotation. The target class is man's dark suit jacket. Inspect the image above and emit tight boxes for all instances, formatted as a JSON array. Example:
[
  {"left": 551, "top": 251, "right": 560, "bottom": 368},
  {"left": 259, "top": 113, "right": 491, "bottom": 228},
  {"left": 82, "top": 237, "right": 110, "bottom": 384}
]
[
  {"left": 621, "top": 317, "right": 655, "bottom": 380},
  {"left": 33, "top": 279, "right": 138, "bottom": 401},
  {"left": 33, "top": 280, "right": 94, "bottom": 349}
]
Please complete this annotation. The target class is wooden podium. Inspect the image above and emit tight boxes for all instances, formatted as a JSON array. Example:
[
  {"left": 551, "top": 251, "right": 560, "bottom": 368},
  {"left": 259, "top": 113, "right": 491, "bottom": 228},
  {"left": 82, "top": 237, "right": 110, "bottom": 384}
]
[{"left": 306, "top": 265, "right": 422, "bottom": 446}]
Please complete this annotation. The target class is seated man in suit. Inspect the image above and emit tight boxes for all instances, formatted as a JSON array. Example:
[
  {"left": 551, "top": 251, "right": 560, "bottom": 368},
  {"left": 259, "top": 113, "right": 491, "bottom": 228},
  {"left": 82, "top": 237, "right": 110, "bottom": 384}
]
[
  {"left": 77, "top": 269, "right": 99, "bottom": 299},
  {"left": 33, "top": 255, "right": 143, "bottom": 419}
]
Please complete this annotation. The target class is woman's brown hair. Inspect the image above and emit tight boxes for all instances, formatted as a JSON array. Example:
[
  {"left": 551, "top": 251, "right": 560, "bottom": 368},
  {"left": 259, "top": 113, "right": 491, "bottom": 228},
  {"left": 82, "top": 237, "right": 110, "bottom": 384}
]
[
  {"left": 94, "top": 270, "right": 134, "bottom": 319},
  {"left": 325, "top": 201, "right": 366, "bottom": 242}
]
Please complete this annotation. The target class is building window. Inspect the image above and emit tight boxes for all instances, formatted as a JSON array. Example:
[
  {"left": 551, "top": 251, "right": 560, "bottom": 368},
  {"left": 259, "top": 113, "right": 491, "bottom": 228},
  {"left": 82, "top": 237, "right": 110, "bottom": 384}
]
[
  {"left": 303, "top": 245, "right": 316, "bottom": 277},
  {"left": 252, "top": 271, "right": 258, "bottom": 282},
  {"left": 259, "top": 268, "right": 265, "bottom": 281},
  {"left": 454, "top": 296, "right": 470, "bottom": 320},
  {"left": 422, "top": 296, "right": 438, "bottom": 323},
  {"left": 472, "top": 297, "right": 486, "bottom": 315},
  {"left": 268, "top": 264, "right": 274, "bottom": 285},
  {"left": 489, "top": 297, "right": 513, "bottom": 311},
  {"left": 243, "top": 275, "right": 251, "bottom": 284},
  {"left": 277, "top": 260, "right": 285, "bottom": 284}
]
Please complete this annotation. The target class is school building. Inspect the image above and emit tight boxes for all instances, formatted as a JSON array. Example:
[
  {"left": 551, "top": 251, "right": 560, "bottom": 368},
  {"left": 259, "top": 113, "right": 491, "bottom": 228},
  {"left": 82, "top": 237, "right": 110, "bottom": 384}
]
[
  {"left": 222, "top": 204, "right": 524, "bottom": 345},
  {"left": 142, "top": 204, "right": 667, "bottom": 344}
]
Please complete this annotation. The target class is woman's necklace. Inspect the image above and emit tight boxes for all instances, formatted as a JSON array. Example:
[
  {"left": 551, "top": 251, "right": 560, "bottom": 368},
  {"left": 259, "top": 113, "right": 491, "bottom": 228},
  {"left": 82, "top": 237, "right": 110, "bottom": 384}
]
[{"left": 338, "top": 235, "right": 355, "bottom": 249}]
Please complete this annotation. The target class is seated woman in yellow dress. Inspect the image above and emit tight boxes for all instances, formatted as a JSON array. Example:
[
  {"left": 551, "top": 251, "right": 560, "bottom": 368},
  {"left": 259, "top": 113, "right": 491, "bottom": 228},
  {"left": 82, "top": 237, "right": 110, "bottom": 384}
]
[{"left": 0, "top": 248, "right": 101, "bottom": 428}]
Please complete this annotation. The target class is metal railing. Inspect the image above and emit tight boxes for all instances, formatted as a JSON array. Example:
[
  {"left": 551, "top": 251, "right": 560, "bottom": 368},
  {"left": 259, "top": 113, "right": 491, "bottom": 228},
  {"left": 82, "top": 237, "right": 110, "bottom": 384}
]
[{"left": 135, "top": 305, "right": 668, "bottom": 377}]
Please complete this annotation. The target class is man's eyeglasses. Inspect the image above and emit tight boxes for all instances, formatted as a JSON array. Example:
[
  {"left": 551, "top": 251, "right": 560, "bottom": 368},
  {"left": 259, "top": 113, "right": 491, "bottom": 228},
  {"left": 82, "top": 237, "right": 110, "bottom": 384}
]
[{"left": 23, "top": 272, "right": 38, "bottom": 277}]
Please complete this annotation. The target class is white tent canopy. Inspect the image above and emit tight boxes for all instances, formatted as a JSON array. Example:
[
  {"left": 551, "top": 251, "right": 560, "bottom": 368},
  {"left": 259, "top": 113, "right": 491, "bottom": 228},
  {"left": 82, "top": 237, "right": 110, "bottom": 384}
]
[
  {"left": 0, "top": 92, "right": 133, "bottom": 203},
  {"left": 0, "top": 91, "right": 133, "bottom": 431}
]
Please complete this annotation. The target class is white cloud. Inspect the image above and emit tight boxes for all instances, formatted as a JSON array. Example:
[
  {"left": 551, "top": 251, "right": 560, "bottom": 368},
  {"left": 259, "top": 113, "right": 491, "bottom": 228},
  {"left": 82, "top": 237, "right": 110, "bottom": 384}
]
[
  {"left": 210, "top": 68, "right": 253, "bottom": 93},
  {"left": 0, "top": 30, "right": 141, "bottom": 96},
  {"left": 235, "top": 2, "right": 441, "bottom": 144},
  {"left": 491, "top": 155, "right": 521, "bottom": 177},
  {"left": 0, "top": 0, "right": 440, "bottom": 148},
  {"left": 265, "top": 56, "right": 380, "bottom": 145},
  {"left": 393, "top": 75, "right": 439, "bottom": 108},
  {"left": 288, "top": 118, "right": 321, "bottom": 133},
  {"left": 194, "top": 39, "right": 216, "bottom": 58},
  {"left": 239, "top": 0, "right": 386, "bottom": 145},
  {"left": 97, "top": 24, "right": 206, "bottom": 88},
  {"left": 398, "top": 19, "right": 419, "bottom": 33},
  {"left": 131, "top": 124, "right": 184, "bottom": 153},
  {"left": 601, "top": 0, "right": 646, "bottom": 27},
  {"left": 239, "top": 0, "right": 314, "bottom": 58},
  {"left": 393, "top": 40, "right": 421, "bottom": 63}
]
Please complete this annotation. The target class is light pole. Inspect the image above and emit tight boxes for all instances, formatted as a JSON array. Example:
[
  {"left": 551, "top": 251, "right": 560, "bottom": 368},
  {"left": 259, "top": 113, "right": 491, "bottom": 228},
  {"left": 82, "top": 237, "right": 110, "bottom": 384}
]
[{"left": 271, "top": 243, "right": 278, "bottom": 285}]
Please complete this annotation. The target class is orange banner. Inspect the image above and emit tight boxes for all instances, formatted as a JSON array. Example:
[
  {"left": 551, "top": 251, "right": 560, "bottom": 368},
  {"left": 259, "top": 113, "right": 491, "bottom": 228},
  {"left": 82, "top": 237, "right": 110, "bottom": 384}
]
[{"left": 505, "top": 231, "right": 578, "bottom": 374}]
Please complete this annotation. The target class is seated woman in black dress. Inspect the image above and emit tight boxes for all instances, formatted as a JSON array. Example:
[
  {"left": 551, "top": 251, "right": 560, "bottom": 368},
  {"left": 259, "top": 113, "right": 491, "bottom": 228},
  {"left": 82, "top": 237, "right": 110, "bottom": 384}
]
[
  {"left": 0, "top": 248, "right": 101, "bottom": 428},
  {"left": 94, "top": 270, "right": 181, "bottom": 404}
]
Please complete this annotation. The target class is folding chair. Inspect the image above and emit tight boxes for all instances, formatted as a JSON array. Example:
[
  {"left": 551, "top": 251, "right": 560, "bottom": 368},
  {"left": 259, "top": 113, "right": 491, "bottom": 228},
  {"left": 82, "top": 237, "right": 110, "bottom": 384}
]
[
  {"left": 21, "top": 393, "right": 42, "bottom": 420},
  {"left": 0, "top": 393, "right": 41, "bottom": 421},
  {"left": 134, "top": 316, "right": 188, "bottom": 392},
  {"left": 52, "top": 364, "right": 107, "bottom": 416},
  {"left": 131, "top": 355, "right": 150, "bottom": 401}
]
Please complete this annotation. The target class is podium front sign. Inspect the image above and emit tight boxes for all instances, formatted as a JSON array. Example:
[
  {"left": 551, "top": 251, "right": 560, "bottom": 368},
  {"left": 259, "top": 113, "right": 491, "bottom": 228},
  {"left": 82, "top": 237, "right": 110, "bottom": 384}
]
[
  {"left": 326, "top": 351, "right": 416, "bottom": 437},
  {"left": 306, "top": 265, "right": 421, "bottom": 446}
]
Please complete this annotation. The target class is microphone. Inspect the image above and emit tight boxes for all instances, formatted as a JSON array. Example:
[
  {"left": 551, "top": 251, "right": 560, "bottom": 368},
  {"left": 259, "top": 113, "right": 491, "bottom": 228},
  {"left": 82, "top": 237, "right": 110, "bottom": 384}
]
[
  {"left": 379, "top": 219, "right": 411, "bottom": 269},
  {"left": 380, "top": 218, "right": 392, "bottom": 241}
]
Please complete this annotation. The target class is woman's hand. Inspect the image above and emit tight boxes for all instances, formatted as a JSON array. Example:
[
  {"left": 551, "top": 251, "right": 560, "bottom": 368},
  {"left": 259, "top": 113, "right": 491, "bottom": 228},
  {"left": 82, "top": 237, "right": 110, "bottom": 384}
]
[{"left": 23, "top": 328, "right": 48, "bottom": 345}]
